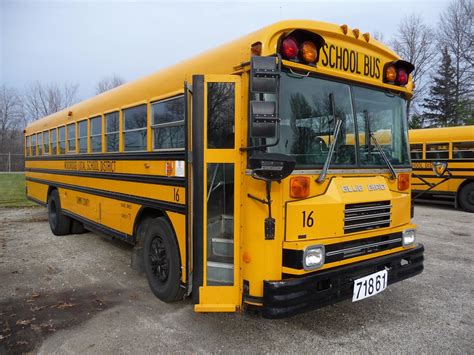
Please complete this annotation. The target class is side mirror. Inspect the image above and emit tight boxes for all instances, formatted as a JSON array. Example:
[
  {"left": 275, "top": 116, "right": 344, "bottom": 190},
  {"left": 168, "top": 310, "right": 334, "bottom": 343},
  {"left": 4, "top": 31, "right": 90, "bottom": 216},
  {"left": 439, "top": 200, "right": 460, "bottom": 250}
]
[
  {"left": 249, "top": 153, "right": 295, "bottom": 181},
  {"left": 432, "top": 161, "right": 448, "bottom": 177},
  {"left": 250, "top": 56, "right": 279, "bottom": 94},
  {"left": 250, "top": 101, "right": 279, "bottom": 138}
]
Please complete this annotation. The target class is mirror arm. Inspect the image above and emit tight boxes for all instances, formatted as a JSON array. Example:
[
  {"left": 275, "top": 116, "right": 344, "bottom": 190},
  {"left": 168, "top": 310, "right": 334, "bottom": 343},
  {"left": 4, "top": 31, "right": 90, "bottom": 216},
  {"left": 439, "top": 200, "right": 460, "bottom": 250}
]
[
  {"left": 240, "top": 122, "right": 281, "bottom": 152},
  {"left": 247, "top": 177, "right": 275, "bottom": 240}
]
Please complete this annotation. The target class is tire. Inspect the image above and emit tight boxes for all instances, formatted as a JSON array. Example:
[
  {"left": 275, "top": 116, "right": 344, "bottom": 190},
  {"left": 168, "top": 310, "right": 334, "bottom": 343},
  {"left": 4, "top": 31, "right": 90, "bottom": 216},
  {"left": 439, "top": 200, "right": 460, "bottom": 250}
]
[
  {"left": 143, "top": 217, "right": 184, "bottom": 302},
  {"left": 47, "top": 190, "right": 71, "bottom": 236},
  {"left": 458, "top": 183, "right": 474, "bottom": 213},
  {"left": 70, "top": 219, "right": 87, "bottom": 234}
]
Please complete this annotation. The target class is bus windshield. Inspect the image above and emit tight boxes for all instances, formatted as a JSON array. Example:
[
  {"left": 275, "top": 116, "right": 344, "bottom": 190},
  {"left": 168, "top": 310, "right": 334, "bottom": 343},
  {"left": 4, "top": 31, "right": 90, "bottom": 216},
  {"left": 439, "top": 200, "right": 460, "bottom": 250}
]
[{"left": 268, "top": 72, "right": 410, "bottom": 169}]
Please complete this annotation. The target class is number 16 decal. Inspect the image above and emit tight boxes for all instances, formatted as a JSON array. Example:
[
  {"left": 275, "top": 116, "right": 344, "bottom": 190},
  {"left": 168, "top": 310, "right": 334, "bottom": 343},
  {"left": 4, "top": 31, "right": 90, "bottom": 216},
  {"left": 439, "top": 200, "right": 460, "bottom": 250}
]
[{"left": 302, "top": 210, "right": 314, "bottom": 228}]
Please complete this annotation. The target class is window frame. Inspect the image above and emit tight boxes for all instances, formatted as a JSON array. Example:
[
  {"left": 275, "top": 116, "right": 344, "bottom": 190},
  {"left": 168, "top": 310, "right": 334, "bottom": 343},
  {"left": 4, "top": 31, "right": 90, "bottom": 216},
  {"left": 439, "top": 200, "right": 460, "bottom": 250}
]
[
  {"left": 66, "top": 123, "right": 77, "bottom": 154},
  {"left": 425, "top": 142, "right": 449, "bottom": 160},
  {"left": 50, "top": 128, "right": 57, "bottom": 155},
  {"left": 31, "top": 134, "right": 37, "bottom": 156},
  {"left": 78, "top": 119, "right": 88, "bottom": 154},
  {"left": 151, "top": 95, "right": 185, "bottom": 151},
  {"left": 43, "top": 130, "right": 50, "bottom": 155},
  {"left": 25, "top": 136, "right": 31, "bottom": 156},
  {"left": 105, "top": 111, "right": 120, "bottom": 153},
  {"left": 410, "top": 143, "right": 424, "bottom": 160},
  {"left": 89, "top": 115, "right": 103, "bottom": 154},
  {"left": 37, "top": 131, "right": 43, "bottom": 156},
  {"left": 58, "top": 126, "right": 66, "bottom": 154},
  {"left": 452, "top": 140, "right": 474, "bottom": 160},
  {"left": 122, "top": 104, "right": 148, "bottom": 152}
]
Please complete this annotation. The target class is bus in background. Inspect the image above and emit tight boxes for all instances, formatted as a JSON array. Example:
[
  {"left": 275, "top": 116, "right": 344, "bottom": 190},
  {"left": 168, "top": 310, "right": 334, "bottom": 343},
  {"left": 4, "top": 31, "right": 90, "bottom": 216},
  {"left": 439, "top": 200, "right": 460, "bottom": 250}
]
[
  {"left": 24, "top": 20, "right": 424, "bottom": 318},
  {"left": 410, "top": 125, "right": 474, "bottom": 212}
]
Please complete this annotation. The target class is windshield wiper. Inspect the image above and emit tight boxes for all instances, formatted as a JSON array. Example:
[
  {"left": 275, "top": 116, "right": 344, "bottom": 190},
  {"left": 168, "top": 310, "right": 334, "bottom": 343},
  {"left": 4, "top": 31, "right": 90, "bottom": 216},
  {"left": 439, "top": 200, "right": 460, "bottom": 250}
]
[
  {"left": 364, "top": 110, "right": 397, "bottom": 180},
  {"left": 317, "top": 93, "right": 341, "bottom": 184}
]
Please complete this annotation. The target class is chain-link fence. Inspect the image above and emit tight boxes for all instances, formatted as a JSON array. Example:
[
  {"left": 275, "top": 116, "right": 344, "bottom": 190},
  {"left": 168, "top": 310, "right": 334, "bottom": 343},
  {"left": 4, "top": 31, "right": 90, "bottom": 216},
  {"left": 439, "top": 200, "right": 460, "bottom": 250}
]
[{"left": 0, "top": 153, "right": 25, "bottom": 172}]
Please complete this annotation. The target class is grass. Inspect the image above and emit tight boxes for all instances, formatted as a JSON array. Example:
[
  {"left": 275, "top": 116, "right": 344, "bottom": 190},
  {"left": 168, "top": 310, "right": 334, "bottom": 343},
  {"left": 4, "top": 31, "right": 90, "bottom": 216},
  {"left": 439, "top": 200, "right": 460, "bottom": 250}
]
[{"left": 0, "top": 173, "right": 36, "bottom": 207}]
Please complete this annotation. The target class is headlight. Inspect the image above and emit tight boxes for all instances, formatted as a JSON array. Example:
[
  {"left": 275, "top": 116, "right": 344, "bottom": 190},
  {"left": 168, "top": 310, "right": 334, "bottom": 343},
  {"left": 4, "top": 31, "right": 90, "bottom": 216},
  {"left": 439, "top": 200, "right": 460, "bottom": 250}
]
[
  {"left": 402, "top": 229, "right": 416, "bottom": 246},
  {"left": 303, "top": 245, "right": 325, "bottom": 270}
]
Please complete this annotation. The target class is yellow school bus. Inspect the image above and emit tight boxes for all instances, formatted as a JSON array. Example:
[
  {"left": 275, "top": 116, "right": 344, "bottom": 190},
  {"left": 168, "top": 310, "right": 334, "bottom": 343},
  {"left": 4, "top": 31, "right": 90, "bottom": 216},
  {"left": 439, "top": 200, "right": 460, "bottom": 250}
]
[
  {"left": 24, "top": 20, "right": 424, "bottom": 318},
  {"left": 410, "top": 126, "right": 474, "bottom": 212}
]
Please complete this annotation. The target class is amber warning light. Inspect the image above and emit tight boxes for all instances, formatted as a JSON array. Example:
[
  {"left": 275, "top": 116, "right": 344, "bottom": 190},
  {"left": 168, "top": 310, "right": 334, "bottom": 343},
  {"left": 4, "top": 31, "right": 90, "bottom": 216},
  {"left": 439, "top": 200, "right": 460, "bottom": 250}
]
[
  {"left": 278, "top": 30, "right": 325, "bottom": 66},
  {"left": 384, "top": 60, "right": 414, "bottom": 87}
]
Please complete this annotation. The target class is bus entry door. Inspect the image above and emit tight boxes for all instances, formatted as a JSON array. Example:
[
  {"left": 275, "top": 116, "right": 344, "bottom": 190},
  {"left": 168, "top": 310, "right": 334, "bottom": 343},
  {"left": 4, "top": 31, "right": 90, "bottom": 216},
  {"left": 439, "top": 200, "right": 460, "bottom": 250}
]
[{"left": 191, "top": 74, "right": 242, "bottom": 312}]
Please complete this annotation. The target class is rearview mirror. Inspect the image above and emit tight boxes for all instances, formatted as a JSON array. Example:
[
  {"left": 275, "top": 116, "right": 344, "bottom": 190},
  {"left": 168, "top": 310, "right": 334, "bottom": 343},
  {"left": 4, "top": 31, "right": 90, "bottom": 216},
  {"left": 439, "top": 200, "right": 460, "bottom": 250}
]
[
  {"left": 249, "top": 153, "right": 295, "bottom": 181},
  {"left": 250, "top": 56, "right": 279, "bottom": 94},
  {"left": 432, "top": 161, "right": 448, "bottom": 177},
  {"left": 250, "top": 101, "right": 279, "bottom": 138}
]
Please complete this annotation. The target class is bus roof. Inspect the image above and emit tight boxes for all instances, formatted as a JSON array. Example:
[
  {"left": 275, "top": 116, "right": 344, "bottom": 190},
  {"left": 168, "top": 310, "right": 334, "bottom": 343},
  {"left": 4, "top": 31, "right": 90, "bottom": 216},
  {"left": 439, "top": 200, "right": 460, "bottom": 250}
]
[
  {"left": 409, "top": 125, "right": 474, "bottom": 143},
  {"left": 26, "top": 19, "right": 407, "bottom": 134}
]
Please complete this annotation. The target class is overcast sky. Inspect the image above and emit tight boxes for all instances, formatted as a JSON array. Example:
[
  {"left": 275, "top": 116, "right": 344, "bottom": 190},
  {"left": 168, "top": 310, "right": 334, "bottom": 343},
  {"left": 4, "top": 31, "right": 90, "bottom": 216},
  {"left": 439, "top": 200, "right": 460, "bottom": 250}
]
[{"left": 1, "top": 0, "right": 451, "bottom": 99}]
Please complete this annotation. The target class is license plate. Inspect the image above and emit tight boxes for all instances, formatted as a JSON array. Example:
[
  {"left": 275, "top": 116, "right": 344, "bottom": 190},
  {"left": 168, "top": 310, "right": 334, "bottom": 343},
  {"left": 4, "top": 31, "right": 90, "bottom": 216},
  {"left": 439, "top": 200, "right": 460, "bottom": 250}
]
[{"left": 352, "top": 270, "right": 388, "bottom": 302}]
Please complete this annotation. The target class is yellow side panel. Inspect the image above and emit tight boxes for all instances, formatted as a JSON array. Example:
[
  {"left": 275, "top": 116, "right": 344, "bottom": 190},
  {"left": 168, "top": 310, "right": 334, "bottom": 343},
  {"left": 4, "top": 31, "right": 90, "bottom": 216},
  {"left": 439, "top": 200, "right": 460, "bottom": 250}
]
[
  {"left": 26, "top": 180, "right": 48, "bottom": 204},
  {"left": 58, "top": 188, "right": 140, "bottom": 235},
  {"left": 27, "top": 171, "right": 185, "bottom": 207},
  {"left": 167, "top": 212, "right": 187, "bottom": 283}
]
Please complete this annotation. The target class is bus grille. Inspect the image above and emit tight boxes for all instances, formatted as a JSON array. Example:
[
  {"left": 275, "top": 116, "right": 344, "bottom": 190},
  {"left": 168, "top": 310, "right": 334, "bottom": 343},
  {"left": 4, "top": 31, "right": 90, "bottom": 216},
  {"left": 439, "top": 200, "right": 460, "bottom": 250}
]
[{"left": 344, "top": 201, "right": 391, "bottom": 233}]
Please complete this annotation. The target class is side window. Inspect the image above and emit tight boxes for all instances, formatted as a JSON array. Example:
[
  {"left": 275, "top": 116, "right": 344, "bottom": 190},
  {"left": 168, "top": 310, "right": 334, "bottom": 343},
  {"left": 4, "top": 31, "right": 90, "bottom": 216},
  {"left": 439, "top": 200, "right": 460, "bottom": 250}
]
[
  {"left": 151, "top": 96, "right": 184, "bottom": 150},
  {"left": 410, "top": 144, "right": 423, "bottom": 160},
  {"left": 37, "top": 132, "right": 43, "bottom": 156},
  {"left": 59, "top": 126, "right": 66, "bottom": 154},
  {"left": 78, "top": 120, "right": 88, "bottom": 153},
  {"left": 90, "top": 116, "right": 102, "bottom": 153},
  {"left": 31, "top": 134, "right": 37, "bottom": 156},
  {"left": 105, "top": 112, "right": 119, "bottom": 152},
  {"left": 25, "top": 136, "right": 30, "bottom": 156},
  {"left": 43, "top": 131, "right": 50, "bottom": 155},
  {"left": 123, "top": 105, "right": 147, "bottom": 151},
  {"left": 453, "top": 141, "right": 474, "bottom": 159},
  {"left": 207, "top": 83, "right": 235, "bottom": 149},
  {"left": 51, "top": 128, "right": 57, "bottom": 155},
  {"left": 426, "top": 143, "right": 449, "bottom": 159},
  {"left": 67, "top": 123, "right": 76, "bottom": 153}
]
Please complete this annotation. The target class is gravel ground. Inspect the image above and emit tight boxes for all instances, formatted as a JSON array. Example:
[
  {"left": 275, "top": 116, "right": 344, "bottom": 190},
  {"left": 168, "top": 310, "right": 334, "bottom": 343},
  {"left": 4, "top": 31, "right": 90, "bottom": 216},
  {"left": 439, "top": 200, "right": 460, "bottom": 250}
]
[{"left": 0, "top": 204, "right": 473, "bottom": 354}]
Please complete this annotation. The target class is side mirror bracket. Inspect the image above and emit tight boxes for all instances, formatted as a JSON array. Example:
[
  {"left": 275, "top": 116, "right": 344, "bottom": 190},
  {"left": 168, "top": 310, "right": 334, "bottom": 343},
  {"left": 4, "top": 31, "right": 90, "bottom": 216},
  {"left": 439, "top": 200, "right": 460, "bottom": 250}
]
[{"left": 247, "top": 153, "right": 295, "bottom": 240}]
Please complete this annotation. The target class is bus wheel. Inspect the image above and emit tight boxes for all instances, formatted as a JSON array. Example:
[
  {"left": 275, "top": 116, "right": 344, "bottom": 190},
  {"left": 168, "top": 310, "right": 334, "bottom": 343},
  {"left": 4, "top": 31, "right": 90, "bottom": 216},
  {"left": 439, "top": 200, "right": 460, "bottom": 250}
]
[
  {"left": 143, "top": 217, "right": 184, "bottom": 302},
  {"left": 47, "top": 190, "right": 71, "bottom": 236},
  {"left": 70, "top": 219, "right": 87, "bottom": 234},
  {"left": 458, "top": 183, "right": 474, "bottom": 213}
]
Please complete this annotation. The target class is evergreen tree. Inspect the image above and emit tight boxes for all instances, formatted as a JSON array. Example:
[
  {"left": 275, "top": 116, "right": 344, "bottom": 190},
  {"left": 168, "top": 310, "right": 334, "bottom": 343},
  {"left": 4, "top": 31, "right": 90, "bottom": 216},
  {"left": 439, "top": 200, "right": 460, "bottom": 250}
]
[{"left": 422, "top": 47, "right": 457, "bottom": 127}]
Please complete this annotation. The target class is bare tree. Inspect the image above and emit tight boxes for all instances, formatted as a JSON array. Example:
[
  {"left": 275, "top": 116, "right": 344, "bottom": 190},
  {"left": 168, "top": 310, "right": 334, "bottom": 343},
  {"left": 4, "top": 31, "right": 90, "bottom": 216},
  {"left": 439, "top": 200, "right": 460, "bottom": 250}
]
[
  {"left": 95, "top": 75, "right": 125, "bottom": 94},
  {"left": 392, "top": 14, "right": 436, "bottom": 122},
  {"left": 23, "top": 81, "right": 79, "bottom": 121},
  {"left": 0, "top": 84, "right": 24, "bottom": 153},
  {"left": 438, "top": 0, "right": 473, "bottom": 124}
]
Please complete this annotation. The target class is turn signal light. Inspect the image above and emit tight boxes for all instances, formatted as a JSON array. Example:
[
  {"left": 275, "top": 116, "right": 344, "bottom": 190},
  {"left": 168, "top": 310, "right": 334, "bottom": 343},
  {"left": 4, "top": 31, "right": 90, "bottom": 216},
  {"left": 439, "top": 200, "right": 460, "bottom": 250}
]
[
  {"left": 386, "top": 65, "right": 397, "bottom": 82},
  {"left": 300, "top": 41, "right": 318, "bottom": 63},
  {"left": 398, "top": 173, "right": 410, "bottom": 191},
  {"left": 290, "top": 176, "right": 310, "bottom": 198},
  {"left": 281, "top": 37, "right": 299, "bottom": 59}
]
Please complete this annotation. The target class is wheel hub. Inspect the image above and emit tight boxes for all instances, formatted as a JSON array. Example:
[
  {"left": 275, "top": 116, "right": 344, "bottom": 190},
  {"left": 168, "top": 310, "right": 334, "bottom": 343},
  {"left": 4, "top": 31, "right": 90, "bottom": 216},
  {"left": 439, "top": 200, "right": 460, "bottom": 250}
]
[{"left": 149, "top": 236, "right": 169, "bottom": 282}]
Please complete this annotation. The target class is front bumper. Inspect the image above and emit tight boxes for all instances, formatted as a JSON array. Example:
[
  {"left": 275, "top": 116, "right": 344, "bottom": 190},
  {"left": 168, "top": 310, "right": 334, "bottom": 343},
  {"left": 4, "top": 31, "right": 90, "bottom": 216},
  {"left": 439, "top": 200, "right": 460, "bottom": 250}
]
[{"left": 263, "top": 244, "right": 424, "bottom": 318}]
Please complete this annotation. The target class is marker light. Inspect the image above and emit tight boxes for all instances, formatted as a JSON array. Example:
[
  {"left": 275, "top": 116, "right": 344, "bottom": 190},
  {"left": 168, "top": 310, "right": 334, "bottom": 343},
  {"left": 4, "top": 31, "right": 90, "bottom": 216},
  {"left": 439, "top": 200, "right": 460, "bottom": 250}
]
[
  {"left": 396, "top": 68, "right": 408, "bottom": 85},
  {"left": 398, "top": 173, "right": 410, "bottom": 191},
  {"left": 281, "top": 37, "right": 299, "bottom": 59},
  {"left": 290, "top": 176, "right": 310, "bottom": 198},
  {"left": 386, "top": 65, "right": 397, "bottom": 82},
  {"left": 303, "top": 245, "right": 325, "bottom": 270},
  {"left": 300, "top": 41, "right": 318, "bottom": 63}
]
